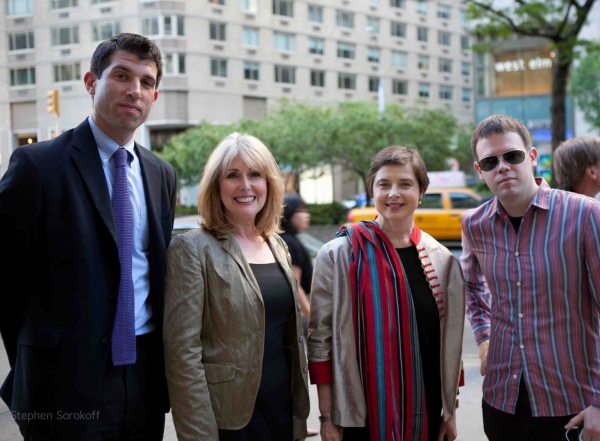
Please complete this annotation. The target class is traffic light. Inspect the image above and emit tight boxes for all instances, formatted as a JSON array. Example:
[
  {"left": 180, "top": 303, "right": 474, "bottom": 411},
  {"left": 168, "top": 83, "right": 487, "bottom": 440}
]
[{"left": 47, "top": 89, "right": 60, "bottom": 117}]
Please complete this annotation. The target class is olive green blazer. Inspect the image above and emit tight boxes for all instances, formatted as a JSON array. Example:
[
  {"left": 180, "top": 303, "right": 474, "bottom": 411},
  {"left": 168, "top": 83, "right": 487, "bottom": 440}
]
[{"left": 163, "top": 228, "right": 310, "bottom": 440}]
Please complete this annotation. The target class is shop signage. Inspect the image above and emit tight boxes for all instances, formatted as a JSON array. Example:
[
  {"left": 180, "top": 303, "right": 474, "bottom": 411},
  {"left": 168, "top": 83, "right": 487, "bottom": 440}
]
[{"left": 494, "top": 56, "right": 553, "bottom": 73}]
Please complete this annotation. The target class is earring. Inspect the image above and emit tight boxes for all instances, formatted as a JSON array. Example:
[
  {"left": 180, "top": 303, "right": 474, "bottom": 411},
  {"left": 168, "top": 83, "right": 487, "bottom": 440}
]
[{"left": 419, "top": 200, "right": 422, "bottom": 205}]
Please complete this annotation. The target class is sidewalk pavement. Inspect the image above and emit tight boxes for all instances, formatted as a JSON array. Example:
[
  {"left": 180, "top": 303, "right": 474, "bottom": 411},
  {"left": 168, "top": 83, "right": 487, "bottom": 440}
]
[{"left": 0, "top": 323, "right": 485, "bottom": 440}]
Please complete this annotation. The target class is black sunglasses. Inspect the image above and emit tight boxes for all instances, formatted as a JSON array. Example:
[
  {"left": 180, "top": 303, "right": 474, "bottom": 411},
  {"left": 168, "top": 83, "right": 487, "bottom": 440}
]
[{"left": 477, "top": 149, "right": 527, "bottom": 172}]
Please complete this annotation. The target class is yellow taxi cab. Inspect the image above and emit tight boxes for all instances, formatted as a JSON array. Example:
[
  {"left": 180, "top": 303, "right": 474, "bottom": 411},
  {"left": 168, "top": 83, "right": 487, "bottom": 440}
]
[{"left": 345, "top": 188, "right": 481, "bottom": 241}]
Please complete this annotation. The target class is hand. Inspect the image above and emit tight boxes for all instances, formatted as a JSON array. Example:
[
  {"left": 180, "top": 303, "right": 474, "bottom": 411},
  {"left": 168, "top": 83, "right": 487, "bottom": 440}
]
[
  {"left": 320, "top": 420, "right": 343, "bottom": 441},
  {"left": 438, "top": 414, "right": 457, "bottom": 441},
  {"left": 478, "top": 340, "right": 490, "bottom": 376},
  {"left": 565, "top": 405, "right": 600, "bottom": 441}
]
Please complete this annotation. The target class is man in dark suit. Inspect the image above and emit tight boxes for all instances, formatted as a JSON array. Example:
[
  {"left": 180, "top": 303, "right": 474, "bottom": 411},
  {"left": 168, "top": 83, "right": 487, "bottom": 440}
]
[{"left": 0, "top": 33, "right": 177, "bottom": 440}]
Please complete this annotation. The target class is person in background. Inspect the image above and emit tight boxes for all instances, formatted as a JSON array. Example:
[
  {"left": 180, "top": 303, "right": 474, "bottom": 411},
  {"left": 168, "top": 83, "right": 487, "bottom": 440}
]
[
  {"left": 280, "top": 193, "right": 313, "bottom": 321},
  {"left": 553, "top": 136, "right": 600, "bottom": 198},
  {"left": 0, "top": 33, "right": 176, "bottom": 440},
  {"left": 461, "top": 115, "right": 600, "bottom": 441},
  {"left": 281, "top": 193, "right": 318, "bottom": 438},
  {"left": 163, "top": 133, "right": 310, "bottom": 441},
  {"left": 308, "top": 146, "right": 465, "bottom": 441}
]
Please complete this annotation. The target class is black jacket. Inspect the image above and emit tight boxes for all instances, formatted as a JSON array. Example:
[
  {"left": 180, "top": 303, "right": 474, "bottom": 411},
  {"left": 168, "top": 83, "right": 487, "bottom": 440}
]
[{"left": 0, "top": 119, "right": 177, "bottom": 436}]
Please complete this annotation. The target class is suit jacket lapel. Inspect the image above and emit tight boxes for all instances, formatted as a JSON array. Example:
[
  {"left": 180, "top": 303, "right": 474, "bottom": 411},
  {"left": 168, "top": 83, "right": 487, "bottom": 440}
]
[
  {"left": 136, "top": 144, "right": 164, "bottom": 254},
  {"left": 220, "top": 235, "right": 263, "bottom": 303},
  {"left": 268, "top": 237, "right": 299, "bottom": 302},
  {"left": 70, "top": 120, "right": 118, "bottom": 245}
]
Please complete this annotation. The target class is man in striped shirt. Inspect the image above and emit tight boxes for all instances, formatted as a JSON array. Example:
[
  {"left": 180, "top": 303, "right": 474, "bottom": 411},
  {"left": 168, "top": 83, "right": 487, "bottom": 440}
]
[{"left": 461, "top": 115, "right": 600, "bottom": 441}]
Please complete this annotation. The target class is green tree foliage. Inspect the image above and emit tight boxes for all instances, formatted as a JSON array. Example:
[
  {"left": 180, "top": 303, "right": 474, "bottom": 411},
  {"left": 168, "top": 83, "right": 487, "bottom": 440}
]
[
  {"left": 467, "top": 0, "right": 597, "bottom": 182},
  {"left": 570, "top": 43, "right": 600, "bottom": 130},
  {"left": 158, "top": 122, "right": 231, "bottom": 184},
  {"left": 159, "top": 101, "right": 465, "bottom": 190}
]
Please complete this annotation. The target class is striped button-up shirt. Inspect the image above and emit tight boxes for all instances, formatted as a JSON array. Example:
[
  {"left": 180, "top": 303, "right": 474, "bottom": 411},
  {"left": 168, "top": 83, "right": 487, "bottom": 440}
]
[{"left": 461, "top": 178, "right": 600, "bottom": 416}]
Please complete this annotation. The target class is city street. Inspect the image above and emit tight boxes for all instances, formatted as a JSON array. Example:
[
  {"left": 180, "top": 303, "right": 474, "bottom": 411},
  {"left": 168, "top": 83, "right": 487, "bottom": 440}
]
[{"left": 0, "top": 249, "right": 486, "bottom": 441}]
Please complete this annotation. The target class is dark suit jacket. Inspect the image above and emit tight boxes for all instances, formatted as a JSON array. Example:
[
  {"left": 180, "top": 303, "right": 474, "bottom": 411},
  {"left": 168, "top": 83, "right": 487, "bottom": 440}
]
[{"left": 0, "top": 119, "right": 177, "bottom": 436}]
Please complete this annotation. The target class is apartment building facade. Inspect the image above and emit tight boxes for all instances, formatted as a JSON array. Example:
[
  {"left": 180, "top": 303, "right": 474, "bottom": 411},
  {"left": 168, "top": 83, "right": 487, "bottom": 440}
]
[{"left": 1, "top": 0, "right": 474, "bottom": 177}]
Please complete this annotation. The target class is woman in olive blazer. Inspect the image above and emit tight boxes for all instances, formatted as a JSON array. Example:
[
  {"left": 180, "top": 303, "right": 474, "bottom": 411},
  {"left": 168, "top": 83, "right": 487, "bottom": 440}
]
[{"left": 163, "top": 133, "right": 310, "bottom": 441}]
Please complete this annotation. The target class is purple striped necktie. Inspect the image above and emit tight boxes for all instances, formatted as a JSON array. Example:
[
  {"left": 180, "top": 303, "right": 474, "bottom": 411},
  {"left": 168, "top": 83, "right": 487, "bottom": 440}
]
[{"left": 111, "top": 147, "right": 136, "bottom": 366}]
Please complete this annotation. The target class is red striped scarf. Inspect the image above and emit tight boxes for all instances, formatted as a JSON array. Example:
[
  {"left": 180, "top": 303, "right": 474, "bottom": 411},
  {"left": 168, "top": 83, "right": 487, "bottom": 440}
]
[{"left": 338, "top": 221, "right": 427, "bottom": 441}]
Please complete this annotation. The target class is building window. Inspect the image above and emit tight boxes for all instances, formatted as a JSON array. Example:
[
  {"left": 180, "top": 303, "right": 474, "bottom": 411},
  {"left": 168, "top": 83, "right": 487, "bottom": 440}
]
[
  {"left": 92, "top": 21, "right": 121, "bottom": 42},
  {"left": 460, "top": 9, "right": 468, "bottom": 24},
  {"left": 338, "top": 73, "right": 356, "bottom": 90},
  {"left": 243, "top": 27, "right": 259, "bottom": 46},
  {"left": 337, "top": 42, "right": 355, "bottom": 59},
  {"left": 9, "top": 67, "right": 35, "bottom": 86},
  {"left": 439, "top": 85, "right": 453, "bottom": 100},
  {"left": 164, "top": 53, "right": 186, "bottom": 75},
  {"left": 391, "top": 50, "right": 407, "bottom": 67},
  {"left": 336, "top": 10, "right": 354, "bottom": 29},
  {"left": 53, "top": 62, "right": 81, "bottom": 82},
  {"left": 439, "top": 58, "right": 452, "bottom": 73},
  {"left": 51, "top": 26, "right": 79, "bottom": 46},
  {"left": 438, "top": 31, "right": 451, "bottom": 46},
  {"left": 141, "top": 15, "right": 184, "bottom": 38},
  {"left": 7, "top": 0, "right": 33, "bottom": 15},
  {"left": 390, "top": 0, "right": 405, "bottom": 8},
  {"left": 310, "top": 69, "right": 325, "bottom": 87},
  {"left": 51, "top": 0, "right": 77, "bottom": 9},
  {"left": 241, "top": 0, "right": 257, "bottom": 13},
  {"left": 274, "top": 65, "right": 296, "bottom": 83},
  {"left": 418, "top": 55, "right": 429, "bottom": 69},
  {"left": 368, "top": 47, "right": 380, "bottom": 63},
  {"left": 367, "top": 17, "right": 380, "bottom": 34},
  {"left": 462, "top": 88, "right": 472, "bottom": 102},
  {"left": 462, "top": 62, "right": 471, "bottom": 76},
  {"left": 416, "top": 0, "right": 427, "bottom": 14},
  {"left": 273, "top": 31, "right": 295, "bottom": 51},
  {"left": 8, "top": 31, "right": 34, "bottom": 51},
  {"left": 309, "top": 37, "right": 324, "bottom": 55},
  {"left": 244, "top": 61, "right": 259, "bottom": 80},
  {"left": 210, "top": 0, "right": 224, "bottom": 4},
  {"left": 211, "top": 58, "right": 228, "bottom": 77},
  {"left": 391, "top": 22, "right": 406, "bottom": 38},
  {"left": 368, "top": 0, "right": 379, "bottom": 4},
  {"left": 417, "top": 27, "right": 428, "bottom": 42},
  {"left": 91, "top": 0, "right": 114, "bottom": 4},
  {"left": 418, "top": 83, "right": 430, "bottom": 97},
  {"left": 393, "top": 79, "right": 407, "bottom": 95},
  {"left": 308, "top": 5, "right": 322, "bottom": 23},
  {"left": 368, "top": 76, "right": 379, "bottom": 92},
  {"left": 437, "top": 4, "right": 451, "bottom": 19},
  {"left": 210, "top": 22, "right": 226, "bottom": 41},
  {"left": 273, "top": 0, "right": 293, "bottom": 17},
  {"left": 461, "top": 35, "right": 470, "bottom": 50},
  {"left": 476, "top": 76, "right": 485, "bottom": 96}
]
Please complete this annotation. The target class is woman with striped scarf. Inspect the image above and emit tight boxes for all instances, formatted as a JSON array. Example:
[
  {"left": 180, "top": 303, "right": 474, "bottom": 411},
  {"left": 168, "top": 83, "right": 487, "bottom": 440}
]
[{"left": 307, "top": 146, "right": 465, "bottom": 441}]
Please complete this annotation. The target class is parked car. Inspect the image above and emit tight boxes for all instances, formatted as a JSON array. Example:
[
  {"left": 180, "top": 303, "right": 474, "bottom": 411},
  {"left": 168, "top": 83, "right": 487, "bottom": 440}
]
[
  {"left": 345, "top": 187, "right": 481, "bottom": 241},
  {"left": 172, "top": 215, "right": 325, "bottom": 258}
]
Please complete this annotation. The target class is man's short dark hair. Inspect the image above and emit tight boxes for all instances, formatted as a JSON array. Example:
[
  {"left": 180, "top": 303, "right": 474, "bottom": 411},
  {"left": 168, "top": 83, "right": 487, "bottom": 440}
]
[
  {"left": 471, "top": 115, "right": 532, "bottom": 161},
  {"left": 553, "top": 137, "right": 600, "bottom": 191},
  {"left": 90, "top": 33, "right": 163, "bottom": 89}
]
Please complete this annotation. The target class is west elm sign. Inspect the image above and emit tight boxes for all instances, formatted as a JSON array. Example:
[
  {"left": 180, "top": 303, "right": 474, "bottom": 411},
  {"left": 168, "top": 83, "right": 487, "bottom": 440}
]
[
  {"left": 494, "top": 47, "right": 554, "bottom": 96},
  {"left": 494, "top": 56, "right": 553, "bottom": 73}
]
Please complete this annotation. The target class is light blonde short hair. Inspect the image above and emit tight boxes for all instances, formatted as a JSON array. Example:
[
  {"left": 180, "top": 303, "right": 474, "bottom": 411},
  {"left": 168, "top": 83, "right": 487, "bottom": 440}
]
[{"left": 197, "top": 132, "right": 284, "bottom": 237}]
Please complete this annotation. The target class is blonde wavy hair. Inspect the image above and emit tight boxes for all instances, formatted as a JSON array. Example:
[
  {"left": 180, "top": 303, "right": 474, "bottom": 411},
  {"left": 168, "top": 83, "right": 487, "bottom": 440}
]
[{"left": 197, "top": 132, "right": 285, "bottom": 237}]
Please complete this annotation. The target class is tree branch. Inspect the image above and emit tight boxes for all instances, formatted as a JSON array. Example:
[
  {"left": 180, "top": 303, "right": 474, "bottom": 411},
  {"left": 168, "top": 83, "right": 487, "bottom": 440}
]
[
  {"left": 566, "top": 0, "right": 596, "bottom": 38},
  {"left": 468, "top": 0, "right": 555, "bottom": 38},
  {"left": 513, "top": 0, "right": 553, "bottom": 30},
  {"left": 555, "top": 0, "right": 576, "bottom": 37}
]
